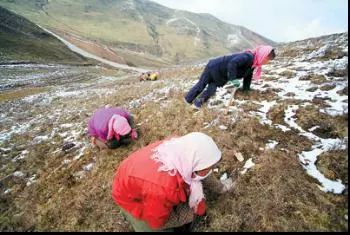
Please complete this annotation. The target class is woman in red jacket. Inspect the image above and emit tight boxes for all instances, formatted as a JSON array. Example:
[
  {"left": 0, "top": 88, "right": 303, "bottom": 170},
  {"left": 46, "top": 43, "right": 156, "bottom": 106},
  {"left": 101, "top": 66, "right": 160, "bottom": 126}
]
[{"left": 112, "top": 132, "right": 234, "bottom": 232}]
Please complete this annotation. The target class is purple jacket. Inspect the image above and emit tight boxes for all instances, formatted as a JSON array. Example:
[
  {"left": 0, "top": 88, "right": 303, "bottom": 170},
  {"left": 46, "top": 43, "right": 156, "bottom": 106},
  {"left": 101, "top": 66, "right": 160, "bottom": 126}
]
[{"left": 88, "top": 107, "right": 131, "bottom": 142}]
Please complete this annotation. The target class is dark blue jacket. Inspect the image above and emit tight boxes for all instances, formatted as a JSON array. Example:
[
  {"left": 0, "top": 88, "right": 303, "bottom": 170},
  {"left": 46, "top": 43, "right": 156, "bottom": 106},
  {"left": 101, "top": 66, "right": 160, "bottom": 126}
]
[{"left": 206, "top": 52, "right": 254, "bottom": 87}]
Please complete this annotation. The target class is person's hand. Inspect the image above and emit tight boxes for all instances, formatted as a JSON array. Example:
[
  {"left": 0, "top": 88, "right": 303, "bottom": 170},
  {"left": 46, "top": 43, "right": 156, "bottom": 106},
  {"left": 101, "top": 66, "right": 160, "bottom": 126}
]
[
  {"left": 91, "top": 137, "right": 97, "bottom": 146},
  {"left": 221, "top": 177, "right": 235, "bottom": 194},
  {"left": 131, "top": 129, "right": 138, "bottom": 140},
  {"left": 227, "top": 80, "right": 241, "bottom": 88}
]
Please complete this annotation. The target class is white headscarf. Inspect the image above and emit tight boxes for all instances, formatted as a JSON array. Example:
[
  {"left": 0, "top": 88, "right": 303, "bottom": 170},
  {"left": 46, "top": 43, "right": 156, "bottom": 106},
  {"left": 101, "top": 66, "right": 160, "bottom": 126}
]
[{"left": 151, "top": 132, "right": 222, "bottom": 210}]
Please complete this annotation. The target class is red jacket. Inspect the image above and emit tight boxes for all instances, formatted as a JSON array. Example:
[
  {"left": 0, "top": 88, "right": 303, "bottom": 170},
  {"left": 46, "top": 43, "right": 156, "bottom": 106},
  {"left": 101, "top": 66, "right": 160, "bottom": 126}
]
[{"left": 111, "top": 140, "right": 206, "bottom": 229}]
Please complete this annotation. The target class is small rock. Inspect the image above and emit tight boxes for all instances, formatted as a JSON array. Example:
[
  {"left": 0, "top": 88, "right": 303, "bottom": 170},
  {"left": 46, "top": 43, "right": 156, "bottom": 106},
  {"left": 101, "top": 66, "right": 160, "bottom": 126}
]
[
  {"left": 62, "top": 142, "right": 76, "bottom": 152},
  {"left": 73, "top": 171, "right": 85, "bottom": 179},
  {"left": 235, "top": 152, "right": 245, "bottom": 162},
  {"left": 219, "top": 125, "right": 228, "bottom": 130}
]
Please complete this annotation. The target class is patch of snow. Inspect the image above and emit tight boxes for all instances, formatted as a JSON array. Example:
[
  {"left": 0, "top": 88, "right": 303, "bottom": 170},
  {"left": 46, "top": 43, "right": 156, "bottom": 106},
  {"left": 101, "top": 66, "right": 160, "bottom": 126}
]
[
  {"left": 33, "top": 135, "right": 49, "bottom": 144},
  {"left": 12, "top": 150, "right": 29, "bottom": 163},
  {"left": 83, "top": 163, "right": 95, "bottom": 172},
  {"left": 4, "top": 188, "right": 12, "bottom": 194},
  {"left": 240, "top": 158, "right": 255, "bottom": 175},
  {"left": 219, "top": 125, "right": 228, "bottom": 130},
  {"left": 299, "top": 139, "right": 346, "bottom": 194},
  {"left": 0, "top": 147, "right": 11, "bottom": 152},
  {"left": 227, "top": 34, "right": 241, "bottom": 47},
  {"left": 274, "top": 124, "right": 291, "bottom": 132},
  {"left": 250, "top": 100, "right": 277, "bottom": 126},
  {"left": 13, "top": 171, "right": 25, "bottom": 178},
  {"left": 283, "top": 105, "right": 347, "bottom": 194},
  {"left": 220, "top": 173, "right": 228, "bottom": 181},
  {"left": 60, "top": 123, "right": 74, "bottom": 129},
  {"left": 0, "top": 122, "right": 31, "bottom": 144},
  {"left": 266, "top": 140, "right": 279, "bottom": 150},
  {"left": 26, "top": 175, "right": 37, "bottom": 186},
  {"left": 73, "top": 145, "right": 87, "bottom": 160},
  {"left": 166, "top": 17, "right": 201, "bottom": 46},
  {"left": 309, "top": 126, "right": 320, "bottom": 132},
  {"left": 203, "top": 117, "right": 220, "bottom": 129},
  {"left": 62, "top": 159, "right": 72, "bottom": 165},
  {"left": 307, "top": 44, "right": 331, "bottom": 60}
]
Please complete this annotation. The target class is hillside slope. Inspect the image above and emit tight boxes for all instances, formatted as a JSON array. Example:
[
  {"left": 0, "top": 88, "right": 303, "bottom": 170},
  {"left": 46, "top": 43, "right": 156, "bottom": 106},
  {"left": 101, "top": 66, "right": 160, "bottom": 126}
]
[
  {"left": 0, "top": 6, "right": 92, "bottom": 64},
  {"left": 0, "top": 0, "right": 276, "bottom": 66}
]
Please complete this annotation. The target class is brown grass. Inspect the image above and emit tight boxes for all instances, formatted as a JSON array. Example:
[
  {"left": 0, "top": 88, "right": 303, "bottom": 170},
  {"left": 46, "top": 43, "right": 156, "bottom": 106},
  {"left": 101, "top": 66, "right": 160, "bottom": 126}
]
[
  {"left": 0, "top": 87, "right": 50, "bottom": 102},
  {"left": 235, "top": 89, "right": 279, "bottom": 102},
  {"left": 299, "top": 74, "right": 329, "bottom": 85},
  {"left": 320, "top": 84, "right": 336, "bottom": 91},
  {"left": 306, "top": 87, "right": 318, "bottom": 92},
  {"left": 0, "top": 63, "right": 348, "bottom": 232},
  {"left": 295, "top": 105, "right": 348, "bottom": 139},
  {"left": 316, "top": 149, "right": 348, "bottom": 188},
  {"left": 278, "top": 70, "right": 297, "bottom": 79},
  {"left": 198, "top": 150, "right": 348, "bottom": 232}
]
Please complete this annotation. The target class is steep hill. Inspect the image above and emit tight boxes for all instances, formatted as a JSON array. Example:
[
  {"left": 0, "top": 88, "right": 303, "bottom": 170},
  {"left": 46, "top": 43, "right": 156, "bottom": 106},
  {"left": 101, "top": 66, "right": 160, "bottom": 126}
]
[
  {"left": 0, "top": 6, "right": 92, "bottom": 64},
  {"left": 0, "top": 0, "right": 276, "bottom": 67}
]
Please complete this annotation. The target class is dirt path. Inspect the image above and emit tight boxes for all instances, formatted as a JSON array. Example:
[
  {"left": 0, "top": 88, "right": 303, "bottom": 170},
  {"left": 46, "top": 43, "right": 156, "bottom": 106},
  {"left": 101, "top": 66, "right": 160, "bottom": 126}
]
[{"left": 38, "top": 25, "right": 148, "bottom": 73}]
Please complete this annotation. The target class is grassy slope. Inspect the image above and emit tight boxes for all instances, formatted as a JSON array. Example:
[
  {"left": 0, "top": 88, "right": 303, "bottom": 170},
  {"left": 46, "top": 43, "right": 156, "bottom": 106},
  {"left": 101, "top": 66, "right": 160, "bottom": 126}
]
[
  {"left": 0, "top": 0, "right": 276, "bottom": 65},
  {"left": 0, "top": 64, "right": 347, "bottom": 231},
  {"left": 0, "top": 6, "right": 92, "bottom": 64}
]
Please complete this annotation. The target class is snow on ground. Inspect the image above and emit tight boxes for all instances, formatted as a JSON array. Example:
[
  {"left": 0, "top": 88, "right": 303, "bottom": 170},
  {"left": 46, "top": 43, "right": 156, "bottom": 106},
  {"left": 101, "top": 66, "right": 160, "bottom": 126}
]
[
  {"left": 284, "top": 105, "right": 347, "bottom": 194},
  {"left": 240, "top": 158, "right": 256, "bottom": 175},
  {"left": 205, "top": 34, "right": 348, "bottom": 193},
  {"left": 166, "top": 17, "right": 201, "bottom": 46},
  {"left": 0, "top": 33, "right": 347, "bottom": 195},
  {"left": 266, "top": 140, "right": 279, "bottom": 150}
]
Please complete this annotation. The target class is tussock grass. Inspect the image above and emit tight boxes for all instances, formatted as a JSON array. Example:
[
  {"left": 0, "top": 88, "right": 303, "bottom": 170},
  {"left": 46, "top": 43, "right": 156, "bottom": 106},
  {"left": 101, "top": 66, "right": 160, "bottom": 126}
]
[
  {"left": 198, "top": 150, "right": 348, "bottom": 232},
  {"left": 295, "top": 105, "right": 348, "bottom": 139},
  {"left": 316, "top": 149, "right": 348, "bottom": 192},
  {"left": 0, "top": 87, "right": 50, "bottom": 102},
  {"left": 0, "top": 62, "right": 348, "bottom": 232}
]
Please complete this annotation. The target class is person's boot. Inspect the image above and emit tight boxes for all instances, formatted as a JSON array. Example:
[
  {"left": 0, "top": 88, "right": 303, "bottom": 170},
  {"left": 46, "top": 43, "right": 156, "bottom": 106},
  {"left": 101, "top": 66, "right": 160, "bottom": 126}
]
[
  {"left": 193, "top": 98, "right": 204, "bottom": 109},
  {"left": 184, "top": 97, "right": 192, "bottom": 105}
]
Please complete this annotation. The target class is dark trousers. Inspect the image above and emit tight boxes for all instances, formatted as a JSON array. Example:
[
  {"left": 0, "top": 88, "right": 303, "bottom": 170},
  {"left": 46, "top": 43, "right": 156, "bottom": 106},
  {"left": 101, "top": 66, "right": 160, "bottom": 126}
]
[
  {"left": 185, "top": 70, "right": 217, "bottom": 107},
  {"left": 243, "top": 74, "right": 252, "bottom": 91}
]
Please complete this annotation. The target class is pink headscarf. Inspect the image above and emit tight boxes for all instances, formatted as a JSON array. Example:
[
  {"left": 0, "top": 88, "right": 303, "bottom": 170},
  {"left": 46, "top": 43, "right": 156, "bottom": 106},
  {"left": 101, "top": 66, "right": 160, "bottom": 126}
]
[
  {"left": 246, "top": 45, "right": 274, "bottom": 81},
  {"left": 151, "top": 132, "right": 222, "bottom": 211},
  {"left": 107, "top": 114, "right": 131, "bottom": 141}
]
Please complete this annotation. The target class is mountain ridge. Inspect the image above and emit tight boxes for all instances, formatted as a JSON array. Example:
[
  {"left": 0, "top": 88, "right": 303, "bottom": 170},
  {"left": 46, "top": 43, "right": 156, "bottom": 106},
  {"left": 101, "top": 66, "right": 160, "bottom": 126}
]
[
  {"left": 0, "top": 5, "right": 93, "bottom": 64},
  {"left": 0, "top": 0, "right": 276, "bottom": 67}
]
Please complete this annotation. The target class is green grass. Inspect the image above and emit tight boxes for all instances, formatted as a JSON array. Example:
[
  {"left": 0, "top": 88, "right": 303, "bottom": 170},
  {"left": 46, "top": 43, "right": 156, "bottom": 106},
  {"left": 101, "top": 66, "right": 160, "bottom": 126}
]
[
  {"left": 0, "top": 87, "right": 50, "bottom": 102},
  {"left": 0, "top": 6, "right": 95, "bottom": 64},
  {"left": 0, "top": 32, "right": 87, "bottom": 64},
  {"left": 0, "top": 0, "right": 275, "bottom": 64}
]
